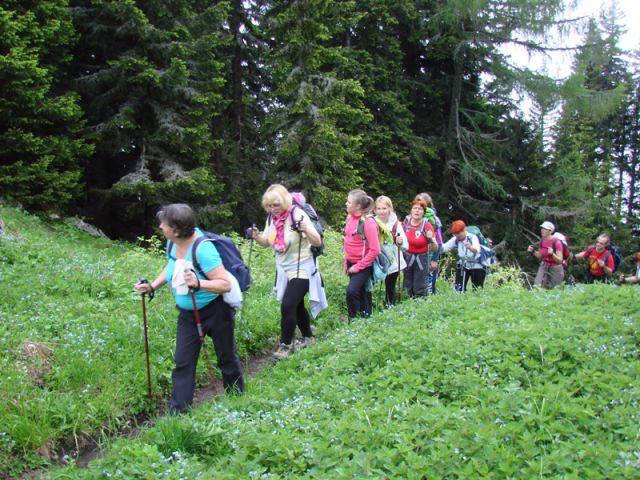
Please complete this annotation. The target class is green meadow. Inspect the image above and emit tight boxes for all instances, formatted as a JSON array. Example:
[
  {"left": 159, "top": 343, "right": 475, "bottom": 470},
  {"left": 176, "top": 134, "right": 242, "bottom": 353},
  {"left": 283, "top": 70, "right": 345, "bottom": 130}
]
[{"left": 1, "top": 205, "right": 638, "bottom": 479}]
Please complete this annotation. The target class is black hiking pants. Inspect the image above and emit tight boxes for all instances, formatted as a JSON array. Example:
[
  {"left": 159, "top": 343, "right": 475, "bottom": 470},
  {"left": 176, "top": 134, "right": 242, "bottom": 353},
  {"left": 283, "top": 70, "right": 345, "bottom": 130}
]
[
  {"left": 171, "top": 297, "right": 244, "bottom": 414},
  {"left": 280, "top": 278, "right": 313, "bottom": 345},
  {"left": 455, "top": 266, "right": 486, "bottom": 293},
  {"left": 384, "top": 271, "right": 399, "bottom": 306},
  {"left": 585, "top": 272, "right": 610, "bottom": 284},
  {"left": 346, "top": 263, "right": 373, "bottom": 319}
]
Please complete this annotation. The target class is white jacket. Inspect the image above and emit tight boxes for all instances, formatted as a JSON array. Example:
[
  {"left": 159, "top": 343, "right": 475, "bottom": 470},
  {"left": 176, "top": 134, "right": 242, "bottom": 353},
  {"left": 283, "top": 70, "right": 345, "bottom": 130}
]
[
  {"left": 274, "top": 257, "right": 328, "bottom": 318},
  {"left": 382, "top": 213, "right": 408, "bottom": 274},
  {"left": 442, "top": 233, "right": 483, "bottom": 269}
]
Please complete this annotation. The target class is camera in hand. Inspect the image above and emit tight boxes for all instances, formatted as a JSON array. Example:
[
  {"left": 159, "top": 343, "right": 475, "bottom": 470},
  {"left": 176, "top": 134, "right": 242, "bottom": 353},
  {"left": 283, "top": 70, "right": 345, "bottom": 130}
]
[{"left": 245, "top": 226, "right": 255, "bottom": 239}]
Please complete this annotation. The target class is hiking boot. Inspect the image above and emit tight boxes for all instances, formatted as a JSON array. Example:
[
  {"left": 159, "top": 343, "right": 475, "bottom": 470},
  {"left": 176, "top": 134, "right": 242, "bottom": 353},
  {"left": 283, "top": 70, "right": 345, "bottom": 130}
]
[
  {"left": 295, "top": 336, "right": 316, "bottom": 349},
  {"left": 272, "top": 343, "right": 293, "bottom": 360}
]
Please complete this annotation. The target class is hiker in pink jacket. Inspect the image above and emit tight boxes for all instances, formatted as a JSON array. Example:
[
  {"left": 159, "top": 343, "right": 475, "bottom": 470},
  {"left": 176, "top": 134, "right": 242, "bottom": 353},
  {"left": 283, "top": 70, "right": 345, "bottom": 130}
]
[{"left": 343, "top": 189, "right": 380, "bottom": 319}]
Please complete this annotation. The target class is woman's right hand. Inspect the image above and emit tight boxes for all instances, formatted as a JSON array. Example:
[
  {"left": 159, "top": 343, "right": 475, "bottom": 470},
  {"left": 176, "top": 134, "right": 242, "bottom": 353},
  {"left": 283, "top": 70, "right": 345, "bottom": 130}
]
[{"left": 134, "top": 281, "right": 153, "bottom": 295}]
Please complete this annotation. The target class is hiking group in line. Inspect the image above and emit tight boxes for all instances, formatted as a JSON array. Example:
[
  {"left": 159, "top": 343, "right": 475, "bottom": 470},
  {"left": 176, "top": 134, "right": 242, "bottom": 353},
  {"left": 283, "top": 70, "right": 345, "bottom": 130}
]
[{"left": 133, "top": 187, "right": 638, "bottom": 412}]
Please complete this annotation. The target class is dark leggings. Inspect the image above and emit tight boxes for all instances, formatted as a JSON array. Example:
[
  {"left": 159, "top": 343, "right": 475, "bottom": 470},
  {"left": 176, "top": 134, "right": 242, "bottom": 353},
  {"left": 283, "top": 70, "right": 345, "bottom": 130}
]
[
  {"left": 455, "top": 266, "right": 486, "bottom": 292},
  {"left": 585, "top": 271, "right": 610, "bottom": 284},
  {"left": 384, "top": 271, "right": 400, "bottom": 305},
  {"left": 280, "top": 278, "right": 313, "bottom": 344},
  {"left": 346, "top": 263, "right": 373, "bottom": 319}
]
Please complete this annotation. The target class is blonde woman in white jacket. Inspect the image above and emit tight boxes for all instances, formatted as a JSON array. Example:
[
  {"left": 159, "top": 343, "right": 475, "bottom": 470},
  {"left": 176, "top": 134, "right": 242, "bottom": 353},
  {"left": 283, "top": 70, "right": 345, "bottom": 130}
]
[{"left": 375, "top": 196, "right": 408, "bottom": 306}]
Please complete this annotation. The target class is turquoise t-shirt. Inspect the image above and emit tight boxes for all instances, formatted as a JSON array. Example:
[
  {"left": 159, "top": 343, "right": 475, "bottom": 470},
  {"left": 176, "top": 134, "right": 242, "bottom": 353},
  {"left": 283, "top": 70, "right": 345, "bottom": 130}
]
[{"left": 166, "top": 229, "right": 222, "bottom": 310}]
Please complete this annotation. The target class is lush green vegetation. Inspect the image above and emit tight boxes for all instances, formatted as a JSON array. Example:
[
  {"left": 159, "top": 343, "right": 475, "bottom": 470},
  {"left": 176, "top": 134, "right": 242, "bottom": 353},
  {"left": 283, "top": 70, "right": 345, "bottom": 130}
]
[
  {"left": 48, "top": 262, "right": 640, "bottom": 478},
  {"left": 2, "top": 205, "right": 639, "bottom": 478},
  {"left": 2, "top": 1, "right": 638, "bottom": 261},
  {"left": 0, "top": 204, "right": 349, "bottom": 477}
]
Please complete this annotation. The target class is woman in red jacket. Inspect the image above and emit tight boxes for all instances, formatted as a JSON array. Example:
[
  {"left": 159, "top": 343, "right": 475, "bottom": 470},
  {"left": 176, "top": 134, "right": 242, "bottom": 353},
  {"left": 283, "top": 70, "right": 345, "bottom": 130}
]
[
  {"left": 343, "top": 189, "right": 380, "bottom": 319},
  {"left": 402, "top": 198, "right": 437, "bottom": 297}
]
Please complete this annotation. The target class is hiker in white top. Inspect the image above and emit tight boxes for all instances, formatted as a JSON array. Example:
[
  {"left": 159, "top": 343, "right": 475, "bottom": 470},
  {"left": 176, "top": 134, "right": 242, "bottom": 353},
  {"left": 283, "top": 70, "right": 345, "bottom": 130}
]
[
  {"left": 441, "top": 219, "right": 486, "bottom": 292},
  {"left": 619, "top": 251, "right": 640, "bottom": 285},
  {"left": 374, "top": 195, "right": 408, "bottom": 306},
  {"left": 251, "top": 184, "right": 326, "bottom": 360}
]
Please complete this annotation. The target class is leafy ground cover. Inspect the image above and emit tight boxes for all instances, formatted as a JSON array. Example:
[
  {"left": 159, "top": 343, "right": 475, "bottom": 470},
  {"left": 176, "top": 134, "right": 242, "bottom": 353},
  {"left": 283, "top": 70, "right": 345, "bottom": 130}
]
[
  {"left": 2, "top": 205, "right": 639, "bottom": 478},
  {"left": 47, "top": 280, "right": 640, "bottom": 478},
  {"left": 0, "top": 205, "right": 349, "bottom": 477}
]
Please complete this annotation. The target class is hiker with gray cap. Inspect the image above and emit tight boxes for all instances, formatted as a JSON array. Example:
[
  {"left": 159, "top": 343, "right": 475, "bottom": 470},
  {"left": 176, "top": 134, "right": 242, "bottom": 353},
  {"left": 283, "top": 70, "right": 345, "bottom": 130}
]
[{"left": 527, "top": 221, "right": 564, "bottom": 288}]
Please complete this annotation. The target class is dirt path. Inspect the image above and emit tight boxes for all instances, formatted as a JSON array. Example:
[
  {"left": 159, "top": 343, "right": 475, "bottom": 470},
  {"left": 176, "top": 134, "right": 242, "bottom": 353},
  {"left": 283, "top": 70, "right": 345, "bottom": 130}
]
[{"left": 19, "top": 351, "right": 275, "bottom": 477}]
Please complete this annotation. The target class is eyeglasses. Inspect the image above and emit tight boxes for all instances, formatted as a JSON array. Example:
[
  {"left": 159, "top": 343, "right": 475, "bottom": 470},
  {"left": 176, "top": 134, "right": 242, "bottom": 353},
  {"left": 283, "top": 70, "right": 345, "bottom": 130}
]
[
  {"left": 596, "top": 241, "right": 607, "bottom": 246},
  {"left": 268, "top": 203, "right": 281, "bottom": 209}
]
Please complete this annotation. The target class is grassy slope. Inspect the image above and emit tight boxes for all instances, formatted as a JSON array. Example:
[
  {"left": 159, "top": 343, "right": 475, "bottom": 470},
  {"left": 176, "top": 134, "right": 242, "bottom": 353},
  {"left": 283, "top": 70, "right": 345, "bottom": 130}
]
[
  {"left": 50, "top": 278, "right": 640, "bottom": 477},
  {"left": 2, "top": 205, "right": 639, "bottom": 478},
  {"left": 0, "top": 205, "right": 347, "bottom": 477}
]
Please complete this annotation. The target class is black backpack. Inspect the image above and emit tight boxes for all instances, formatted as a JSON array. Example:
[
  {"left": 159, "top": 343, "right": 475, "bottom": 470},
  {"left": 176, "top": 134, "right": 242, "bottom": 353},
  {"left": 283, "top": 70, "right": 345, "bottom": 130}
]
[
  {"left": 608, "top": 242, "right": 623, "bottom": 272},
  {"left": 290, "top": 192, "right": 324, "bottom": 260},
  {"left": 167, "top": 232, "right": 252, "bottom": 291}
]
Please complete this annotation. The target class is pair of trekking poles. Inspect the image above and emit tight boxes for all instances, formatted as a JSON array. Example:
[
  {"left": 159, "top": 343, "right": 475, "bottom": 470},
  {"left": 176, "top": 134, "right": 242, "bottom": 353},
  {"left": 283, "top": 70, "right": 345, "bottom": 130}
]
[
  {"left": 138, "top": 274, "right": 216, "bottom": 400},
  {"left": 137, "top": 229, "right": 258, "bottom": 398}
]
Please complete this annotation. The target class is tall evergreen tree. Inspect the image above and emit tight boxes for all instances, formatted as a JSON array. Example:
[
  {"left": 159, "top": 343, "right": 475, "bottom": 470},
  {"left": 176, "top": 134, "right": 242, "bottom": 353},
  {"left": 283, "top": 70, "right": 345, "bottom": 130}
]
[
  {"left": 68, "top": 0, "right": 230, "bottom": 237},
  {"left": 263, "top": 0, "right": 373, "bottom": 224},
  {"left": 424, "top": 0, "right": 568, "bottom": 207},
  {"left": 0, "top": 0, "right": 92, "bottom": 210},
  {"left": 208, "top": 0, "right": 272, "bottom": 229},
  {"left": 551, "top": 12, "right": 631, "bottom": 247}
]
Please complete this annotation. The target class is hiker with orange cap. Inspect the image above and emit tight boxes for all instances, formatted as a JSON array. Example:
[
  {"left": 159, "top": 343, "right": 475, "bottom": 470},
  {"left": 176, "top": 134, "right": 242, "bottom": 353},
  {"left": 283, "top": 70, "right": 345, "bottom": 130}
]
[{"left": 441, "top": 220, "right": 486, "bottom": 292}]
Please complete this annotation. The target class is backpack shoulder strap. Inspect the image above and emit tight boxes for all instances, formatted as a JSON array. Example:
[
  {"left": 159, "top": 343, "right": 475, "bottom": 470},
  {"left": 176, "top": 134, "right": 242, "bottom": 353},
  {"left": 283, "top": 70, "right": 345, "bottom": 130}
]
[
  {"left": 289, "top": 205, "right": 298, "bottom": 224},
  {"left": 356, "top": 216, "right": 366, "bottom": 240},
  {"left": 166, "top": 240, "right": 176, "bottom": 260},
  {"left": 190, "top": 235, "right": 208, "bottom": 278}
]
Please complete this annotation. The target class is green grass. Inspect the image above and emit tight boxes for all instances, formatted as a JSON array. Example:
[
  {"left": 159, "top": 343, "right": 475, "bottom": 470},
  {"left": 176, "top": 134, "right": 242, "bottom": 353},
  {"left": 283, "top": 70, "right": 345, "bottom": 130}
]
[
  {"left": 2, "top": 204, "right": 639, "bottom": 478},
  {"left": 46, "top": 284, "right": 640, "bottom": 479},
  {"left": 0, "top": 204, "right": 348, "bottom": 477}
]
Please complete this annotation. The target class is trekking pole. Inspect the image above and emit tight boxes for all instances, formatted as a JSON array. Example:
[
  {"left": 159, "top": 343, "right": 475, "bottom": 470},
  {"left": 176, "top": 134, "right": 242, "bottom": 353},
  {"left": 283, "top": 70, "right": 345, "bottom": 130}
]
[
  {"left": 459, "top": 261, "right": 466, "bottom": 293},
  {"left": 247, "top": 224, "right": 255, "bottom": 272},
  {"left": 186, "top": 272, "right": 216, "bottom": 385},
  {"left": 396, "top": 243, "right": 402, "bottom": 303},
  {"left": 138, "top": 278, "right": 153, "bottom": 399},
  {"left": 296, "top": 221, "right": 303, "bottom": 279}
]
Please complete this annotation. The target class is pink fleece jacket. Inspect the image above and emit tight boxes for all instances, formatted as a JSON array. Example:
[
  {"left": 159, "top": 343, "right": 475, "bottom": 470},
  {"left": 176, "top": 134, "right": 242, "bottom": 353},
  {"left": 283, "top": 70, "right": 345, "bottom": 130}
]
[{"left": 343, "top": 215, "right": 381, "bottom": 273}]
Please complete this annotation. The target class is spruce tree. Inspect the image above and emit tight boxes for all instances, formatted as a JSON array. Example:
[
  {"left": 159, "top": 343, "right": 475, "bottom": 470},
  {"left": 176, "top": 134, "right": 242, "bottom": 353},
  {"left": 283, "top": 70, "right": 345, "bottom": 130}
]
[
  {"left": 68, "top": 0, "right": 231, "bottom": 237},
  {"left": 0, "top": 1, "right": 92, "bottom": 210}
]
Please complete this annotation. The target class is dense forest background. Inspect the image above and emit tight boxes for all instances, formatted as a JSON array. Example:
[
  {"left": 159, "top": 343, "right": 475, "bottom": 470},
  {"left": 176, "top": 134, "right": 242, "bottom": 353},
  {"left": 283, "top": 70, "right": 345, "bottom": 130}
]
[{"left": 1, "top": 0, "right": 639, "bottom": 267}]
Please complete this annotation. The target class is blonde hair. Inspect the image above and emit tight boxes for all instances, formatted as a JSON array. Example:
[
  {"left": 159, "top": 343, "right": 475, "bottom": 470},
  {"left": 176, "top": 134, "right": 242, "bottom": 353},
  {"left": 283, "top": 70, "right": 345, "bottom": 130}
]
[
  {"left": 348, "top": 189, "right": 374, "bottom": 214},
  {"left": 375, "top": 195, "right": 394, "bottom": 212},
  {"left": 261, "top": 184, "right": 293, "bottom": 212}
]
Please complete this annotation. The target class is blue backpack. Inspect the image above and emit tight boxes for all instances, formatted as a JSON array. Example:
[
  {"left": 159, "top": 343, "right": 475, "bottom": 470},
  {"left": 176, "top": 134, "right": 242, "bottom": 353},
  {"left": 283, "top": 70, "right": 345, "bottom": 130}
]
[
  {"left": 167, "top": 232, "right": 252, "bottom": 291},
  {"left": 465, "top": 226, "right": 495, "bottom": 267}
]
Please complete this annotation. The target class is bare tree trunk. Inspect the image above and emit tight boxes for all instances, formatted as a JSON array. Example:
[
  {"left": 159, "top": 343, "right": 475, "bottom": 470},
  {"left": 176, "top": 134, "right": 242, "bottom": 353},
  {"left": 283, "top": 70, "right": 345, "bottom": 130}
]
[{"left": 440, "top": 44, "right": 465, "bottom": 197}]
